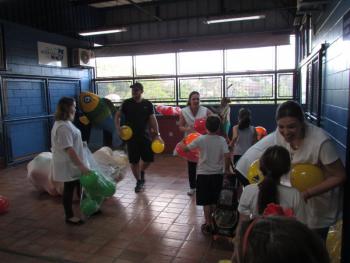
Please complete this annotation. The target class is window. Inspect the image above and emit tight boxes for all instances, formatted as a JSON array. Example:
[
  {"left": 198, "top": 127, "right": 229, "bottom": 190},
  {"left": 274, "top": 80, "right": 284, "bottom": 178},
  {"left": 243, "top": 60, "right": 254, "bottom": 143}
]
[
  {"left": 179, "top": 77, "right": 222, "bottom": 101},
  {"left": 96, "top": 56, "right": 133, "bottom": 78},
  {"left": 298, "top": 44, "right": 326, "bottom": 125},
  {"left": 135, "top": 53, "right": 176, "bottom": 76},
  {"left": 277, "top": 73, "right": 293, "bottom": 98},
  {"left": 95, "top": 40, "right": 295, "bottom": 105},
  {"left": 277, "top": 35, "right": 296, "bottom": 70},
  {"left": 137, "top": 79, "right": 175, "bottom": 101},
  {"left": 226, "top": 75, "right": 274, "bottom": 99},
  {"left": 225, "top": 47, "right": 275, "bottom": 72},
  {"left": 96, "top": 80, "right": 133, "bottom": 103},
  {"left": 177, "top": 50, "right": 223, "bottom": 75}
]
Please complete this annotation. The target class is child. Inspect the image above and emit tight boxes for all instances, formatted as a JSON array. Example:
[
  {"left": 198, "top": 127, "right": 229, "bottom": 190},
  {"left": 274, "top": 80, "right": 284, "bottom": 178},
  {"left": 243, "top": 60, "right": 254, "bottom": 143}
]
[
  {"left": 230, "top": 108, "right": 257, "bottom": 164},
  {"left": 232, "top": 216, "right": 330, "bottom": 263},
  {"left": 238, "top": 145, "right": 306, "bottom": 224},
  {"left": 219, "top": 97, "right": 231, "bottom": 138},
  {"left": 183, "top": 115, "right": 231, "bottom": 234}
]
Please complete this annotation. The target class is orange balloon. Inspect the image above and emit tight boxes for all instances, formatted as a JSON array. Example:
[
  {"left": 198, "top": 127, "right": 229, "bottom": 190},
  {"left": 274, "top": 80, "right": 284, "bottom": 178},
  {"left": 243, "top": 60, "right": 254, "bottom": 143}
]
[
  {"left": 174, "top": 142, "right": 199, "bottom": 163},
  {"left": 290, "top": 164, "right": 324, "bottom": 192},
  {"left": 256, "top": 126, "right": 267, "bottom": 140},
  {"left": 184, "top": 132, "right": 201, "bottom": 145}
]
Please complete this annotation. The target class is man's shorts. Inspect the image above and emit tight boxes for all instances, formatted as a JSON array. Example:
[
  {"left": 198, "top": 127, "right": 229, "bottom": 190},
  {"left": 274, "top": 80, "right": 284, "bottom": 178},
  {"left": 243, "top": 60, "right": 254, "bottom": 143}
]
[
  {"left": 196, "top": 174, "right": 223, "bottom": 206},
  {"left": 126, "top": 137, "right": 154, "bottom": 164}
]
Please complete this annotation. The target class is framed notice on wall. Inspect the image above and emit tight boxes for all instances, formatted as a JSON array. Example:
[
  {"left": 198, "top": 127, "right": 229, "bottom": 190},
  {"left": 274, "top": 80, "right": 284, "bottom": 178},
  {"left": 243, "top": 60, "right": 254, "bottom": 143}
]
[
  {"left": 0, "top": 25, "right": 6, "bottom": 70},
  {"left": 37, "top": 41, "right": 68, "bottom": 67}
]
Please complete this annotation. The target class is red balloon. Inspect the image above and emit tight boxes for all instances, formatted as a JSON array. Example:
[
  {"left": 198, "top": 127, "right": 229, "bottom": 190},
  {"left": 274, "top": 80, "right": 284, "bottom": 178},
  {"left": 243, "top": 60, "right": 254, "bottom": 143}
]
[
  {"left": 184, "top": 132, "right": 201, "bottom": 145},
  {"left": 194, "top": 118, "right": 207, "bottom": 135},
  {"left": 156, "top": 105, "right": 182, "bottom": 116},
  {"left": 174, "top": 142, "right": 199, "bottom": 163},
  {"left": 256, "top": 126, "right": 267, "bottom": 140},
  {"left": 0, "top": 195, "right": 9, "bottom": 214}
]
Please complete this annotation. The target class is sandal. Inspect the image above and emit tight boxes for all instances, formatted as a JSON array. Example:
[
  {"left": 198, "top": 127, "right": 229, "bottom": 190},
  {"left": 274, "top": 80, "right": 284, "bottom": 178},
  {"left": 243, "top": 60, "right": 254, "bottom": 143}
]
[
  {"left": 201, "top": 224, "right": 213, "bottom": 235},
  {"left": 65, "top": 217, "right": 84, "bottom": 225}
]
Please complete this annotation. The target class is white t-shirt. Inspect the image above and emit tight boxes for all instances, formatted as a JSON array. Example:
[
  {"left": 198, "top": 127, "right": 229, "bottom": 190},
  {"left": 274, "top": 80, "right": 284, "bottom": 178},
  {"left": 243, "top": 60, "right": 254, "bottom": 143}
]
[
  {"left": 236, "top": 122, "right": 342, "bottom": 228},
  {"left": 238, "top": 184, "right": 307, "bottom": 224},
  {"left": 187, "top": 134, "right": 229, "bottom": 174},
  {"left": 51, "top": 121, "right": 86, "bottom": 182}
]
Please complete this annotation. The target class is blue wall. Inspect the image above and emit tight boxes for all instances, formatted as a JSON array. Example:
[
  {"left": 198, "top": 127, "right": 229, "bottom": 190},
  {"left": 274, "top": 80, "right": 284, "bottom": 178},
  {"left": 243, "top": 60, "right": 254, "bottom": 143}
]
[
  {"left": 0, "top": 21, "right": 93, "bottom": 165},
  {"left": 312, "top": 1, "right": 350, "bottom": 163}
]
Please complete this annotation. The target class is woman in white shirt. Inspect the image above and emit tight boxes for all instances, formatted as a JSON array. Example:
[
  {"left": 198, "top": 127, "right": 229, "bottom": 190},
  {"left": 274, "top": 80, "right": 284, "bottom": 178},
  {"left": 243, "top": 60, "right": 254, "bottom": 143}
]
[
  {"left": 236, "top": 100, "right": 346, "bottom": 240},
  {"left": 51, "top": 97, "right": 90, "bottom": 225},
  {"left": 178, "top": 91, "right": 212, "bottom": 195}
]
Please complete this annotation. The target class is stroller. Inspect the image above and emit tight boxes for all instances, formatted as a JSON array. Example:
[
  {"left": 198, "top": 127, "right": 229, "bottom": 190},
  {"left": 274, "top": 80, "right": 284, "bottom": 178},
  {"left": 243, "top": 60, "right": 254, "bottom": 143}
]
[{"left": 211, "top": 172, "right": 240, "bottom": 239}]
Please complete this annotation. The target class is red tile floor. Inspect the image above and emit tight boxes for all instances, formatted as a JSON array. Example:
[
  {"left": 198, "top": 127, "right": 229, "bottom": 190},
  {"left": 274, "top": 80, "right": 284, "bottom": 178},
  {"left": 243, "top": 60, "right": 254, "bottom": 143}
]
[{"left": 0, "top": 155, "right": 233, "bottom": 263}]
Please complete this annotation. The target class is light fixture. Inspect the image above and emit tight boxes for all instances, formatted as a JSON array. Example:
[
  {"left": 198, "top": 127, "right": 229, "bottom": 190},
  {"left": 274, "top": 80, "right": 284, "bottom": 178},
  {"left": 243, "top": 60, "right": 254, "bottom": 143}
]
[
  {"left": 93, "top": 43, "right": 103, "bottom": 47},
  {"left": 204, "top": 14, "right": 266, "bottom": 24},
  {"left": 79, "top": 27, "right": 127, "bottom": 36}
]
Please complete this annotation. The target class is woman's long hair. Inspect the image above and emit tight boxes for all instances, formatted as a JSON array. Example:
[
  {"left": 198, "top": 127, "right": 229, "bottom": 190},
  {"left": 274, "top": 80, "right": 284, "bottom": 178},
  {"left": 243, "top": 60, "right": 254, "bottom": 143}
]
[
  {"left": 55, "top": 97, "right": 75, "bottom": 121},
  {"left": 238, "top": 108, "right": 251, "bottom": 130},
  {"left": 257, "top": 146, "right": 291, "bottom": 214},
  {"left": 236, "top": 217, "right": 330, "bottom": 263}
]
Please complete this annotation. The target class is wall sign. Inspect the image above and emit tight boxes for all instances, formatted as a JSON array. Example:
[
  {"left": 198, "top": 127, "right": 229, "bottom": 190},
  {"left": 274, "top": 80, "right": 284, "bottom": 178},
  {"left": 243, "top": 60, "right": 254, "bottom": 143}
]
[{"left": 38, "top": 41, "right": 67, "bottom": 67}]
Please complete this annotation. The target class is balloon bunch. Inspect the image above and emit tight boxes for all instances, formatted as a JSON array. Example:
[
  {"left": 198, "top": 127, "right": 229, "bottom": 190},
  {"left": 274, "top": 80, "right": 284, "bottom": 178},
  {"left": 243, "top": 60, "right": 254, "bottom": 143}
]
[
  {"left": 255, "top": 126, "right": 267, "bottom": 140},
  {"left": 174, "top": 132, "right": 201, "bottom": 163},
  {"left": 80, "top": 170, "right": 116, "bottom": 216},
  {"left": 156, "top": 105, "right": 182, "bottom": 116}
]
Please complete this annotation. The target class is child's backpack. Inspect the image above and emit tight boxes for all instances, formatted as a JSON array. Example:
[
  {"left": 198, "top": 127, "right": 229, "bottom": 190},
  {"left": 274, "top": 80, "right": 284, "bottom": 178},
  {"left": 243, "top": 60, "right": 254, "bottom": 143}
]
[{"left": 212, "top": 173, "right": 240, "bottom": 237}]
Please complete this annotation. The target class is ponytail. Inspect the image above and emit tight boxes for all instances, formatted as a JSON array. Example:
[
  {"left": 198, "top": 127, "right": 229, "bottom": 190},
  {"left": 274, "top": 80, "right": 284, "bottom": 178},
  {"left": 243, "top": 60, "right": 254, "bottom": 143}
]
[
  {"left": 258, "top": 176, "right": 279, "bottom": 214},
  {"left": 257, "top": 145, "right": 291, "bottom": 214}
]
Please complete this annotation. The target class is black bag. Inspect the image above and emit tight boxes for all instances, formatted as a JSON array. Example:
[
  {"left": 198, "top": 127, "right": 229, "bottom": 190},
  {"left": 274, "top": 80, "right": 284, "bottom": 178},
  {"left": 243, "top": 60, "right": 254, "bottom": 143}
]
[{"left": 211, "top": 173, "right": 240, "bottom": 237}]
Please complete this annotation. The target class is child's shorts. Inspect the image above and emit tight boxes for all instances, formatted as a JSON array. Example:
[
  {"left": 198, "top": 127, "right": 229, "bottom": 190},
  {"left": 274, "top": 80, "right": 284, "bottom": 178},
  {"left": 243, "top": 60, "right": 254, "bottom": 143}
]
[{"left": 196, "top": 174, "right": 223, "bottom": 206}]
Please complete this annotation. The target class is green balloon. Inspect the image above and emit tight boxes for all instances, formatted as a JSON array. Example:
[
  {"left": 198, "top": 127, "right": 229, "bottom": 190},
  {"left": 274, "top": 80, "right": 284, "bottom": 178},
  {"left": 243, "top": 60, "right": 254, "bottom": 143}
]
[
  {"left": 101, "top": 181, "right": 116, "bottom": 197},
  {"left": 80, "top": 198, "right": 99, "bottom": 216},
  {"left": 80, "top": 171, "right": 98, "bottom": 188}
]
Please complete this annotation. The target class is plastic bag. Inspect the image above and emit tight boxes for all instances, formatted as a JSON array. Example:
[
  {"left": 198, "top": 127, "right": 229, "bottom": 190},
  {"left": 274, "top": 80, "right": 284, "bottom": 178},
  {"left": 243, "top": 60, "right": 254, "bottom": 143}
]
[
  {"left": 92, "top": 147, "right": 128, "bottom": 182},
  {"left": 80, "top": 147, "right": 117, "bottom": 216},
  {"left": 27, "top": 152, "right": 63, "bottom": 196}
]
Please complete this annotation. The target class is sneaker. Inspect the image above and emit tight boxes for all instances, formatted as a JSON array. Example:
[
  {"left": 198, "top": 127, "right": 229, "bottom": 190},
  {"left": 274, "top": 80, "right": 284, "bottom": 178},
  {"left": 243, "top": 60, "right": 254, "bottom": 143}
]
[
  {"left": 140, "top": 171, "right": 145, "bottom": 186},
  {"left": 201, "top": 224, "right": 212, "bottom": 235},
  {"left": 135, "top": 180, "right": 142, "bottom": 193},
  {"left": 187, "top": 188, "right": 196, "bottom": 196}
]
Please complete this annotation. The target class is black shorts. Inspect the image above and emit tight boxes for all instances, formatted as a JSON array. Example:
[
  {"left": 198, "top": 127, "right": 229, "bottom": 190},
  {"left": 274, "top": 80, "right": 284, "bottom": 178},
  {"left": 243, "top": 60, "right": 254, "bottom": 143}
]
[
  {"left": 196, "top": 174, "right": 223, "bottom": 206},
  {"left": 127, "top": 137, "right": 154, "bottom": 164}
]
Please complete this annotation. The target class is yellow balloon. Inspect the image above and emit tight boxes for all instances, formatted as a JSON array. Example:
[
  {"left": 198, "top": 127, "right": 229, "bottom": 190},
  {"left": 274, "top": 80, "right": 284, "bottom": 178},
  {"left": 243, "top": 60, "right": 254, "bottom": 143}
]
[
  {"left": 120, "top": 125, "right": 132, "bottom": 141},
  {"left": 247, "top": 159, "right": 264, "bottom": 184},
  {"left": 151, "top": 139, "right": 165, "bottom": 154},
  {"left": 290, "top": 164, "right": 324, "bottom": 192}
]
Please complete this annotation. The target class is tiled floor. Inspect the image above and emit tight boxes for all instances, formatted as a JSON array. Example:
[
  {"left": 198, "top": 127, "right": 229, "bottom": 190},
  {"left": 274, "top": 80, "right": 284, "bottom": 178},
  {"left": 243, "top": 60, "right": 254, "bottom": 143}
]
[{"left": 0, "top": 155, "right": 233, "bottom": 263}]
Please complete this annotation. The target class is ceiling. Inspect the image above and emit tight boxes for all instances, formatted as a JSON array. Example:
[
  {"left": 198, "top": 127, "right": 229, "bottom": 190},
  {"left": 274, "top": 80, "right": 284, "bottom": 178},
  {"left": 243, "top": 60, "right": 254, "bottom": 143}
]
[{"left": 0, "top": 0, "right": 330, "bottom": 49}]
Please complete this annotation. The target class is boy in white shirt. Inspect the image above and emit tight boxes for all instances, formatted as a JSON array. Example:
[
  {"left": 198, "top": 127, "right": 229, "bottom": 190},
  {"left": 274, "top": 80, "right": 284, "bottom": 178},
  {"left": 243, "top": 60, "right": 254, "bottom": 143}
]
[{"left": 184, "top": 115, "right": 231, "bottom": 234}]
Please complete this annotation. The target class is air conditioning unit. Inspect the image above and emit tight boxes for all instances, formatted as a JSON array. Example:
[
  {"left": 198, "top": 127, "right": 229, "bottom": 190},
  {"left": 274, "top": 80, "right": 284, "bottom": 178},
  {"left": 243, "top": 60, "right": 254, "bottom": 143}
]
[
  {"left": 72, "top": 48, "right": 95, "bottom": 67},
  {"left": 297, "top": 0, "right": 328, "bottom": 13}
]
